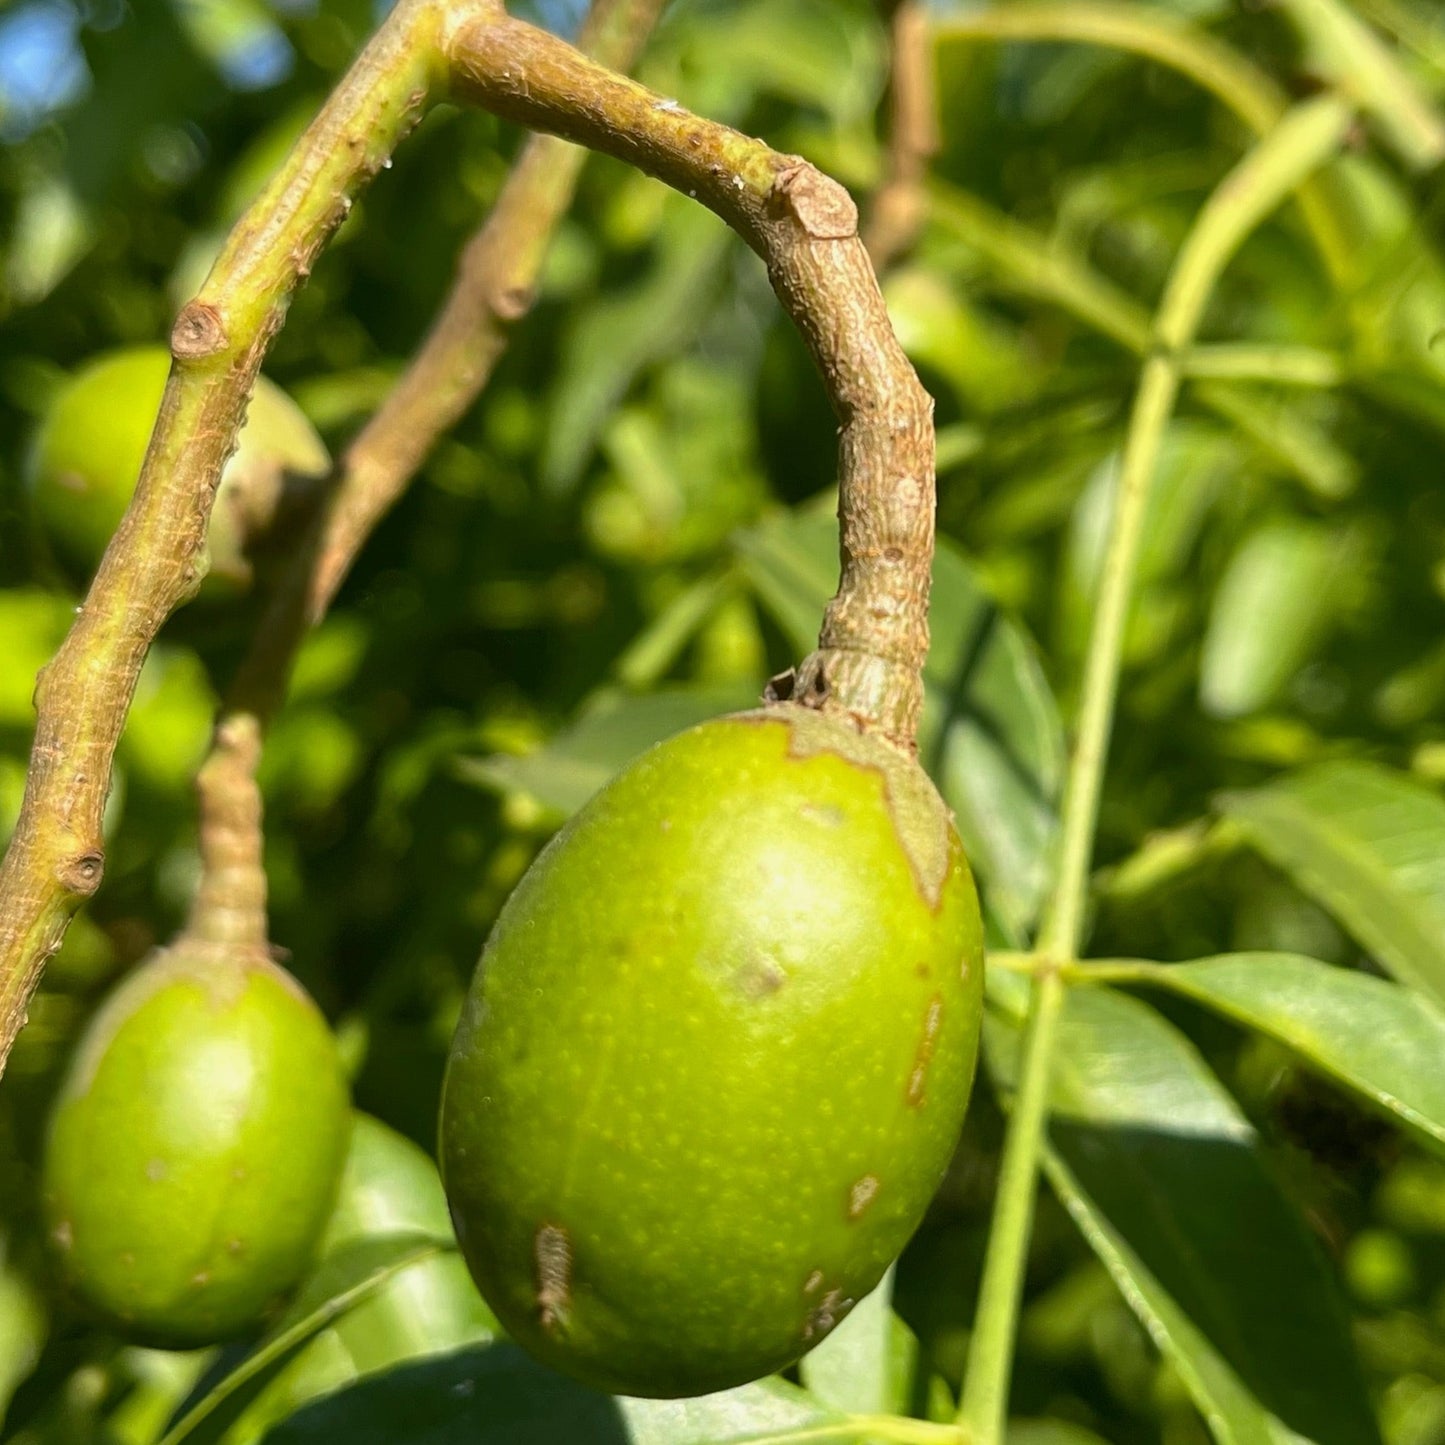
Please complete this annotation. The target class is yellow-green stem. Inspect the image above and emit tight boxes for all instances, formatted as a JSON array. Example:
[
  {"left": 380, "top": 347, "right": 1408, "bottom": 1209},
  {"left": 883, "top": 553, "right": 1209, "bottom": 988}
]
[{"left": 957, "top": 95, "right": 1352, "bottom": 1445}]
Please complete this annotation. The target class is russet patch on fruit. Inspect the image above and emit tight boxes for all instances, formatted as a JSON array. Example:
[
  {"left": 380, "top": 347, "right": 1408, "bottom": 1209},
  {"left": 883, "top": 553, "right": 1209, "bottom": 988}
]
[
  {"left": 42, "top": 948, "right": 350, "bottom": 1346},
  {"left": 440, "top": 702, "right": 984, "bottom": 1398}
]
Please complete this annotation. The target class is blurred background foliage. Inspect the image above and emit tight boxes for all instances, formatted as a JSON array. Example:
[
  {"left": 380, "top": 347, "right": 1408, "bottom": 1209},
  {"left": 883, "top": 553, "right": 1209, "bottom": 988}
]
[{"left": 4, "top": 0, "right": 1445, "bottom": 1440}]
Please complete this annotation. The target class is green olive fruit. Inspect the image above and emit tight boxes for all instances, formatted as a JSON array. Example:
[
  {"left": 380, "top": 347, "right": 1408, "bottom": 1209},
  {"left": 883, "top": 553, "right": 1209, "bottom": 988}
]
[
  {"left": 440, "top": 703, "right": 985, "bottom": 1398},
  {"left": 42, "top": 948, "right": 350, "bottom": 1347},
  {"left": 28, "top": 346, "right": 329, "bottom": 589}
]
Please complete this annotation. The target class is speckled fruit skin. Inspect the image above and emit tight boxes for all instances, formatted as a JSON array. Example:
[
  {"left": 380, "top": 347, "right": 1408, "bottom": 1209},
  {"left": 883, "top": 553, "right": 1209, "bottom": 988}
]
[
  {"left": 28, "top": 346, "right": 328, "bottom": 587},
  {"left": 42, "top": 949, "right": 350, "bottom": 1347},
  {"left": 440, "top": 703, "right": 985, "bottom": 1398}
]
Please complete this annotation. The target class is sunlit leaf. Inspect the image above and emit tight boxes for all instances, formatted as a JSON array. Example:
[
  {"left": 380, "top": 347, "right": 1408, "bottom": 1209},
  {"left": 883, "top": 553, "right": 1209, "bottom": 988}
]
[
  {"left": 458, "top": 685, "right": 760, "bottom": 817},
  {"left": 986, "top": 973, "right": 1379, "bottom": 1445},
  {"left": 1199, "top": 518, "right": 1362, "bottom": 718},
  {"left": 1218, "top": 762, "right": 1445, "bottom": 1007},
  {"left": 159, "top": 1235, "right": 448, "bottom": 1445},
  {"left": 1099, "top": 952, "right": 1445, "bottom": 1152}
]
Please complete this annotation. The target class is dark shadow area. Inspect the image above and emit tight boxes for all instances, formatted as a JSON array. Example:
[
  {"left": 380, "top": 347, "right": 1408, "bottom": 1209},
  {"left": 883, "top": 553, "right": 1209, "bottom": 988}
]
[
  {"left": 1050, "top": 1121, "right": 1380, "bottom": 1445},
  {"left": 260, "top": 1342, "right": 631, "bottom": 1445}
]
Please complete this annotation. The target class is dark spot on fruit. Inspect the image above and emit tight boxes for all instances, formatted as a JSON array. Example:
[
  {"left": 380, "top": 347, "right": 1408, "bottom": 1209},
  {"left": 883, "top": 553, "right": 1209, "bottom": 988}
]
[
  {"left": 914, "top": 961, "right": 929, "bottom": 979},
  {"left": 907, "top": 995, "right": 943, "bottom": 1108},
  {"left": 735, "top": 956, "right": 786, "bottom": 998},
  {"left": 803, "top": 1287, "right": 854, "bottom": 1341},
  {"left": 848, "top": 1174, "right": 879, "bottom": 1219},
  {"left": 535, "top": 1223, "right": 572, "bottom": 1336}
]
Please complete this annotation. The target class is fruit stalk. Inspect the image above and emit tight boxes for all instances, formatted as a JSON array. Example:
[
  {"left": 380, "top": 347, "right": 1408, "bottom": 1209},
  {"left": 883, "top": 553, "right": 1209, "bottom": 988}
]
[
  {"left": 187, "top": 0, "right": 665, "bottom": 983},
  {"left": 958, "top": 96, "right": 1353, "bottom": 1445},
  {"left": 183, "top": 716, "right": 270, "bottom": 955},
  {"left": 863, "top": 1, "right": 940, "bottom": 272},
  {"left": 447, "top": 11, "right": 938, "bottom": 749},
  {"left": 0, "top": 1, "right": 486, "bottom": 1072}
]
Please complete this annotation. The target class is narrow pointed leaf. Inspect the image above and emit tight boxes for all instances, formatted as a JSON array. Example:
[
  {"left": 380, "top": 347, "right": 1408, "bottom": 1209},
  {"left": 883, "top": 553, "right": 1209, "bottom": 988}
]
[
  {"left": 1097, "top": 952, "right": 1445, "bottom": 1153},
  {"left": 1218, "top": 762, "right": 1445, "bottom": 1007},
  {"left": 985, "top": 974, "right": 1379, "bottom": 1445},
  {"left": 259, "top": 1342, "right": 852, "bottom": 1445}
]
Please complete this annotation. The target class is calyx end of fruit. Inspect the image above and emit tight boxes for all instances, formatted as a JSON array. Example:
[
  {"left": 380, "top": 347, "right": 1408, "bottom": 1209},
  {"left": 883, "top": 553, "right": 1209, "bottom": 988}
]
[{"left": 744, "top": 701, "right": 956, "bottom": 909}]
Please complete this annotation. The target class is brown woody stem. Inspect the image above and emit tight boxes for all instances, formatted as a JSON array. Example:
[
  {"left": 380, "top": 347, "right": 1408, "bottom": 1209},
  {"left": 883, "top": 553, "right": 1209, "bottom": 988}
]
[
  {"left": 181, "top": 717, "right": 269, "bottom": 954},
  {"left": 864, "top": 1, "right": 940, "bottom": 270},
  {"left": 0, "top": 0, "right": 454, "bottom": 1072},
  {"left": 447, "top": 12, "right": 936, "bottom": 748},
  {"left": 187, "top": 0, "right": 665, "bottom": 954}
]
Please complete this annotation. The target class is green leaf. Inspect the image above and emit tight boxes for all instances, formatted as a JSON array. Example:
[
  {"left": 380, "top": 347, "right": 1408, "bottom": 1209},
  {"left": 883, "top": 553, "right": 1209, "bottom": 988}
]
[
  {"left": 1217, "top": 761, "right": 1445, "bottom": 1008},
  {"left": 1102, "top": 952, "right": 1445, "bottom": 1153},
  {"left": 1199, "top": 518, "right": 1360, "bottom": 718},
  {"left": 985, "top": 974, "right": 1379, "bottom": 1445},
  {"left": 259, "top": 1343, "right": 848, "bottom": 1445},
  {"left": 542, "top": 200, "right": 733, "bottom": 495},
  {"left": 735, "top": 506, "right": 1065, "bottom": 935},
  {"left": 458, "top": 684, "right": 760, "bottom": 817},
  {"left": 158, "top": 1235, "right": 448, "bottom": 1445}
]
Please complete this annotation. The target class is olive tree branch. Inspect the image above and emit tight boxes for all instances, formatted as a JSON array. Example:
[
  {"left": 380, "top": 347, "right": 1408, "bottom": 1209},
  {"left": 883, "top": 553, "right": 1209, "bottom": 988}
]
[
  {"left": 0, "top": 0, "right": 469, "bottom": 1072},
  {"left": 957, "top": 95, "right": 1354, "bottom": 1445},
  {"left": 864, "top": 0, "right": 940, "bottom": 271},
  {"left": 183, "top": 0, "right": 665, "bottom": 959},
  {"left": 446, "top": 10, "right": 936, "bottom": 749}
]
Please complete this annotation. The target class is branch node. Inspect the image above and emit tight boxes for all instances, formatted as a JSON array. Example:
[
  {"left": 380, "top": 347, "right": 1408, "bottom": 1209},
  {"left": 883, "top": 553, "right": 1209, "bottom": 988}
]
[
  {"left": 171, "top": 303, "right": 230, "bottom": 360},
  {"left": 772, "top": 161, "right": 859, "bottom": 239},
  {"left": 57, "top": 852, "right": 104, "bottom": 896}
]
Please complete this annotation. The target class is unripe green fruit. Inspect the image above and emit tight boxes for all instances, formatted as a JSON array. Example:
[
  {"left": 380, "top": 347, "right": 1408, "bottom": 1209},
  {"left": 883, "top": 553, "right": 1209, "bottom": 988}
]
[
  {"left": 28, "top": 347, "right": 329, "bottom": 588},
  {"left": 42, "top": 948, "right": 350, "bottom": 1346},
  {"left": 440, "top": 704, "right": 984, "bottom": 1398}
]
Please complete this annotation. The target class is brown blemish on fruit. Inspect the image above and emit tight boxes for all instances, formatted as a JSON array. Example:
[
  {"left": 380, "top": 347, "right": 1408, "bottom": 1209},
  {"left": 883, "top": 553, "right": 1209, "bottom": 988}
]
[
  {"left": 803, "top": 1287, "right": 854, "bottom": 1341},
  {"left": 53, "top": 1219, "right": 73, "bottom": 1251},
  {"left": 907, "top": 995, "right": 943, "bottom": 1108},
  {"left": 734, "top": 707, "right": 955, "bottom": 910},
  {"left": 915, "top": 961, "right": 930, "bottom": 979},
  {"left": 535, "top": 1223, "right": 572, "bottom": 1336},
  {"left": 736, "top": 956, "right": 786, "bottom": 998},
  {"left": 848, "top": 1174, "right": 880, "bottom": 1219}
]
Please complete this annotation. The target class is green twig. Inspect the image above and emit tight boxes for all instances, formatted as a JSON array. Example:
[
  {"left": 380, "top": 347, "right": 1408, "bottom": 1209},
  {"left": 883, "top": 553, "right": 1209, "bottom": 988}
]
[
  {"left": 934, "top": 2, "right": 1358, "bottom": 288},
  {"left": 1279, "top": 0, "right": 1445, "bottom": 169},
  {"left": 928, "top": 183, "right": 1355, "bottom": 500},
  {"left": 0, "top": 0, "right": 455, "bottom": 1074},
  {"left": 956, "top": 95, "right": 1352, "bottom": 1445}
]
